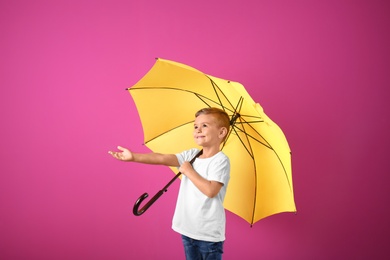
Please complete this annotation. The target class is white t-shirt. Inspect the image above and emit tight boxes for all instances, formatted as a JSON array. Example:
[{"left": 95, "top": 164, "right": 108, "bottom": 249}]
[{"left": 172, "top": 148, "right": 230, "bottom": 242}]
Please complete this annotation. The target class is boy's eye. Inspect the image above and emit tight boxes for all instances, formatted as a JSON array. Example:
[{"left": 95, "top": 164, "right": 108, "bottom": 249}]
[{"left": 194, "top": 124, "right": 208, "bottom": 129}]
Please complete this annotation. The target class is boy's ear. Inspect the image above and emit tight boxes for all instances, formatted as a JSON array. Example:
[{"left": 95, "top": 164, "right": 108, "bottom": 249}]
[{"left": 219, "top": 127, "right": 228, "bottom": 138}]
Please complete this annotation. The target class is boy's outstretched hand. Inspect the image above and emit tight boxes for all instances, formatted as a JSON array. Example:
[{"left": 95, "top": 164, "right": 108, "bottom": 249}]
[{"left": 108, "top": 146, "right": 133, "bottom": 161}]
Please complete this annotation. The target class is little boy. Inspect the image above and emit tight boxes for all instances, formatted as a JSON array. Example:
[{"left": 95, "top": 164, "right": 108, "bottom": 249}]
[{"left": 109, "top": 107, "right": 231, "bottom": 260}]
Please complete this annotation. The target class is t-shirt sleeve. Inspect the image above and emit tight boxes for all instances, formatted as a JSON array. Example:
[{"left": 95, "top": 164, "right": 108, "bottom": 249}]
[
  {"left": 208, "top": 156, "right": 230, "bottom": 186},
  {"left": 176, "top": 148, "right": 201, "bottom": 166}
]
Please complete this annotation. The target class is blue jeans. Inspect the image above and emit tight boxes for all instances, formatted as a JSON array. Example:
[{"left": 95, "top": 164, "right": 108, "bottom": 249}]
[{"left": 181, "top": 235, "right": 224, "bottom": 260}]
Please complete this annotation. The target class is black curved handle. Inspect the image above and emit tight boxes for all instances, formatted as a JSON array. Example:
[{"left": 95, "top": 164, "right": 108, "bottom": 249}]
[
  {"left": 133, "top": 190, "right": 164, "bottom": 216},
  {"left": 133, "top": 172, "right": 182, "bottom": 216}
]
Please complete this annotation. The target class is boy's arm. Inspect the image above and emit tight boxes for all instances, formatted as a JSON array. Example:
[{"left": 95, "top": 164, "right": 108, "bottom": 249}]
[{"left": 109, "top": 146, "right": 179, "bottom": 167}]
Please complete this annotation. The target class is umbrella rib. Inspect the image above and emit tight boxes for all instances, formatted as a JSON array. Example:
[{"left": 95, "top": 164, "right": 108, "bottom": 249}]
[
  {"left": 228, "top": 126, "right": 254, "bottom": 159},
  {"left": 130, "top": 86, "right": 235, "bottom": 113},
  {"left": 235, "top": 115, "right": 258, "bottom": 225},
  {"left": 222, "top": 118, "right": 258, "bottom": 225},
  {"left": 194, "top": 93, "right": 227, "bottom": 109},
  {"left": 237, "top": 114, "right": 264, "bottom": 121},
  {"left": 130, "top": 82, "right": 242, "bottom": 118},
  {"left": 144, "top": 120, "right": 194, "bottom": 145},
  {"left": 233, "top": 126, "right": 272, "bottom": 149}
]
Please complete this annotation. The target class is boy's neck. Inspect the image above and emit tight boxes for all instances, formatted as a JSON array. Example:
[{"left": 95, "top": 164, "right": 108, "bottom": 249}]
[{"left": 199, "top": 146, "right": 221, "bottom": 158}]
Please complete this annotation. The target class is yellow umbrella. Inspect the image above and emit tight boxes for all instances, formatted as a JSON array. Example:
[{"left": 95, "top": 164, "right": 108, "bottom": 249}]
[{"left": 127, "top": 58, "right": 296, "bottom": 225}]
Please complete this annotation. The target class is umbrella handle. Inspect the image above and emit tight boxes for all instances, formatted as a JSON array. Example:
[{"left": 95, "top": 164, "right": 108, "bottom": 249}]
[
  {"left": 132, "top": 192, "right": 161, "bottom": 216},
  {"left": 132, "top": 149, "right": 203, "bottom": 216},
  {"left": 133, "top": 172, "right": 182, "bottom": 216}
]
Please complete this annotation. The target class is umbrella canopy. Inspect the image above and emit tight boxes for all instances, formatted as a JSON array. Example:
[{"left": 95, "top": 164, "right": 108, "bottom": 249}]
[{"left": 128, "top": 58, "right": 296, "bottom": 225}]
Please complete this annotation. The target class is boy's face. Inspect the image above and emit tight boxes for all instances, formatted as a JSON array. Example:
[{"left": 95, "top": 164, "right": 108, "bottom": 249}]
[{"left": 193, "top": 114, "right": 226, "bottom": 148}]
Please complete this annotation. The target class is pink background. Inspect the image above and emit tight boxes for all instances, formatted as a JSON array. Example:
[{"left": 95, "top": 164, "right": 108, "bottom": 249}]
[{"left": 1, "top": 0, "right": 389, "bottom": 259}]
